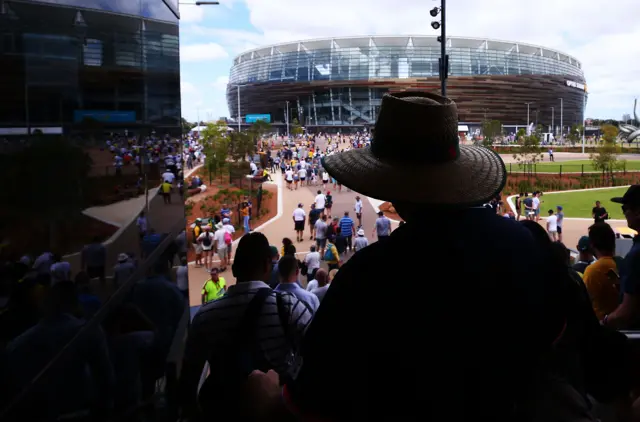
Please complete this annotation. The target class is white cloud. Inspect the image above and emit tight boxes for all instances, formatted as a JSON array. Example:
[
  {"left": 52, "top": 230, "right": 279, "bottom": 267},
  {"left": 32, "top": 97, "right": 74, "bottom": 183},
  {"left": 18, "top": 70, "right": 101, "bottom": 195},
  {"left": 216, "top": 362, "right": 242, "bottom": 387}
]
[
  {"left": 180, "top": 43, "right": 228, "bottom": 62},
  {"left": 181, "top": 80, "right": 197, "bottom": 94},
  {"left": 178, "top": 5, "right": 205, "bottom": 23},
  {"left": 187, "top": 0, "right": 640, "bottom": 119},
  {"left": 211, "top": 75, "right": 230, "bottom": 91}
]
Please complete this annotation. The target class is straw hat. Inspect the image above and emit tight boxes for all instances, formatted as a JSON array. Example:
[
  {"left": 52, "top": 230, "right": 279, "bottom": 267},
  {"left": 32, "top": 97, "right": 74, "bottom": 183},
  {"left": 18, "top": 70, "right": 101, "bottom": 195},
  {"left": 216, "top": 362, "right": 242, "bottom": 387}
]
[{"left": 321, "top": 92, "right": 506, "bottom": 207}]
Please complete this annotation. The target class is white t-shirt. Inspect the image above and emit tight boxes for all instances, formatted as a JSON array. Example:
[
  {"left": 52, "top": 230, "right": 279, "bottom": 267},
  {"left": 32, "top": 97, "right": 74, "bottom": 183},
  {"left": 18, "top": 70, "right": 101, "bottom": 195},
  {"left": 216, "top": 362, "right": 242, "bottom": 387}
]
[
  {"left": 532, "top": 197, "right": 540, "bottom": 210},
  {"left": 298, "top": 168, "right": 306, "bottom": 178},
  {"left": 547, "top": 215, "right": 558, "bottom": 232},
  {"left": 306, "top": 279, "right": 319, "bottom": 291},
  {"left": 304, "top": 251, "right": 321, "bottom": 274},
  {"left": 293, "top": 208, "right": 306, "bottom": 221},
  {"left": 322, "top": 172, "right": 329, "bottom": 181},
  {"left": 315, "top": 194, "right": 326, "bottom": 209},
  {"left": 197, "top": 232, "right": 214, "bottom": 251},
  {"left": 285, "top": 169, "right": 294, "bottom": 181},
  {"left": 354, "top": 200, "right": 363, "bottom": 213},
  {"left": 214, "top": 228, "right": 228, "bottom": 249},
  {"left": 176, "top": 265, "right": 189, "bottom": 291},
  {"left": 162, "top": 171, "right": 175, "bottom": 183}
]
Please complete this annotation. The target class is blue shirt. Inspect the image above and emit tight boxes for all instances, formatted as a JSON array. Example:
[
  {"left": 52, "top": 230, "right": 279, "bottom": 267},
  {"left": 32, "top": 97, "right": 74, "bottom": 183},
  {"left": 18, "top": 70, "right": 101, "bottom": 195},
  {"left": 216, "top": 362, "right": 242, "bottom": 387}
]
[
  {"left": 275, "top": 282, "right": 320, "bottom": 313},
  {"left": 339, "top": 217, "right": 355, "bottom": 237}
]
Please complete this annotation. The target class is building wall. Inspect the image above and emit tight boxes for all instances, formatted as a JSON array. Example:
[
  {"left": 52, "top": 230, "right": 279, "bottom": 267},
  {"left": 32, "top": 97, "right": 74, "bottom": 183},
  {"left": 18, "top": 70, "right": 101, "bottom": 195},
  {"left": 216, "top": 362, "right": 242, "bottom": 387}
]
[
  {"left": 226, "top": 75, "right": 587, "bottom": 129},
  {"left": 0, "top": 0, "right": 181, "bottom": 136}
]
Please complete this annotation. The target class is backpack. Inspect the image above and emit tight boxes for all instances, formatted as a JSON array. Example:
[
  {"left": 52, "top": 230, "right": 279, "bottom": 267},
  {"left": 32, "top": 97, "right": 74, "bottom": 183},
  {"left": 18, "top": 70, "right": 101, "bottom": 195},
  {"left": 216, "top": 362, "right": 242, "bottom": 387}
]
[
  {"left": 202, "top": 233, "right": 212, "bottom": 247},
  {"left": 224, "top": 230, "right": 232, "bottom": 246},
  {"left": 324, "top": 243, "right": 335, "bottom": 262},
  {"left": 197, "top": 289, "right": 291, "bottom": 420}
]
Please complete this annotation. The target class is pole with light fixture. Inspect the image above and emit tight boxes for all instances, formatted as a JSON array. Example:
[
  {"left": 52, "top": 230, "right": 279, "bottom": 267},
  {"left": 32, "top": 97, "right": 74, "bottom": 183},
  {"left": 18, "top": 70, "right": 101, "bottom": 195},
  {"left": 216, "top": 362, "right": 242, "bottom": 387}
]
[
  {"left": 582, "top": 91, "right": 586, "bottom": 153},
  {"left": 551, "top": 106, "right": 554, "bottom": 135},
  {"left": 178, "top": 1, "right": 220, "bottom": 4},
  {"left": 525, "top": 102, "right": 532, "bottom": 131},
  {"left": 430, "top": 2, "right": 447, "bottom": 97},
  {"left": 559, "top": 97, "right": 564, "bottom": 139}
]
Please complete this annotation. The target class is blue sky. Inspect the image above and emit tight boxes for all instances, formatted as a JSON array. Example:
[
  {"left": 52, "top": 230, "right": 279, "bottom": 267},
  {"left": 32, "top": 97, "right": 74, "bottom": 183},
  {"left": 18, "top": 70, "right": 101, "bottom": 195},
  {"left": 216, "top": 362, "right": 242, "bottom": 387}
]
[{"left": 178, "top": 0, "right": 640, "bottom": 123}]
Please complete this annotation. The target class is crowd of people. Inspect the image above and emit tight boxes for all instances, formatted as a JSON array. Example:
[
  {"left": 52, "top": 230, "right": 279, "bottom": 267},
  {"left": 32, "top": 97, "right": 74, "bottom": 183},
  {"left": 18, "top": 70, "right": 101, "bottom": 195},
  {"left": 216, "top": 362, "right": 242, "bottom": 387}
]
[
  {"left": 4, "top": 91, "right": 640, "bottom": 422},
  {"left": 181, "top": 92, "right": 640, "bottom": 422}
]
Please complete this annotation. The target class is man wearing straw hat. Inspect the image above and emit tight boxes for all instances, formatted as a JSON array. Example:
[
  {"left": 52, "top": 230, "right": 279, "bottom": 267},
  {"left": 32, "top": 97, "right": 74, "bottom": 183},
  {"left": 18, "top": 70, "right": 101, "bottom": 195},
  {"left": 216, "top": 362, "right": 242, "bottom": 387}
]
[{"left": 243, "top": 92, "right": 610, "bottom": 421}]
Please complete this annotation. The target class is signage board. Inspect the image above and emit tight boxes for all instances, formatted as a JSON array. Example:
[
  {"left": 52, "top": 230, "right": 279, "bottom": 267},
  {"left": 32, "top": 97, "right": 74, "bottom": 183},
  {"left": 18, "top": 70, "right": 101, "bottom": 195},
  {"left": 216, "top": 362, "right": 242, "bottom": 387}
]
[
  {"left": 566, "top": 80, "right": 587, "bottom": 92},
  {"left": 245, "top": 114, "right": 271, "bottom": 124},
  {"left": 0, "top": 127, "right": 63, "bottom": 135},
  {"left": 73, "top": 110, "right": 136, "bottom": 123}
]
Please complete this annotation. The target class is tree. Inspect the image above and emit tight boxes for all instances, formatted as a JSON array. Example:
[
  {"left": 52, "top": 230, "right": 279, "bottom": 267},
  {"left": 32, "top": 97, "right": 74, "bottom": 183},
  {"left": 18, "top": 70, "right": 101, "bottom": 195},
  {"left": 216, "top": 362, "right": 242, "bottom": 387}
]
[
  {"left": 567, "top": 124, "right": 583, "bottom": 145},
  {"left": 591, "top": 124, "right": 623, "bottom": 185},
  {"left": 228, "top": 131, "right": 255, "bottom": 162},
  {"left": 513, "top": 133, "right": 544, "bottom": 175},
  {"left": 201, "top": 121, "right": 230, "bottom": 183},
  {"left": 290, "top": 118, "right": 304, "bottom": 137},
  {"left": 481, "top": 120, "right": 502, "bottom": 148},
  {"left": 248, "top": 120, "right": 272, "bottom": 147}
]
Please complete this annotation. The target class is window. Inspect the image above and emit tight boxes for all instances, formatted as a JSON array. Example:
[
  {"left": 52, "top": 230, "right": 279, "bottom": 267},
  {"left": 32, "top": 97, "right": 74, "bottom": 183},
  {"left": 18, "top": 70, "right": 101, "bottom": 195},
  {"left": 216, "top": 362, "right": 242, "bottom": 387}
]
[{"left": 83, "top": 39, "right": 102, "bottom": 67}]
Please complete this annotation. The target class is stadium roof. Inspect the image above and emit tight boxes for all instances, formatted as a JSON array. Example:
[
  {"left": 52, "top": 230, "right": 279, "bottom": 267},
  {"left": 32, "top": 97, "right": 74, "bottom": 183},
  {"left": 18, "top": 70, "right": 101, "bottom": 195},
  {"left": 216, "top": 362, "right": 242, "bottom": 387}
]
[{"left": 233, "top": 35, "right": 582, "bottom": 69}]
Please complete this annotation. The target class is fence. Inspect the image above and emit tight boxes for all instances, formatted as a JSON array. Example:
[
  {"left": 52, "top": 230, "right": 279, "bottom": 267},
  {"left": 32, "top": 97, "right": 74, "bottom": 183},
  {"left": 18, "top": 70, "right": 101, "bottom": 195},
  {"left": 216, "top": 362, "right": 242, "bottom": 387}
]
[{"left": 506, "top": 162, "right": 632, "bottom": 177}]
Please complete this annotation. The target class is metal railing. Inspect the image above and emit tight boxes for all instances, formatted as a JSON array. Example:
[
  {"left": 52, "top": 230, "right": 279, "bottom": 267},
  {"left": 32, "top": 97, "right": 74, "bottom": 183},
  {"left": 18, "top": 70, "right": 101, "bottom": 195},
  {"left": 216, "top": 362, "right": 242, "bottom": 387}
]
[
  {"left": 506, "top": 162, "right": 632, "bottom": 177},
  {"left": 0, "top": 219, "right": 188, "bottom": 422}
]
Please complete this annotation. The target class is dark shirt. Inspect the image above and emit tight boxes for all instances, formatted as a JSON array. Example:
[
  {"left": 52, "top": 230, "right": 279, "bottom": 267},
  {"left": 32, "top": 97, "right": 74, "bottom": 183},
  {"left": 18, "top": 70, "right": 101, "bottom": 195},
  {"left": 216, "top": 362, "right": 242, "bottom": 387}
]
[
  {"left": 592, "top": 206, "right": 608, "bottom": 223},
  {"left": 309, "top": 209, "right": 322, "bottom": 226},
  {"left": 620, "top": 238, "right": 640, "bottom": 326},
  {"left": 287, "top": 208, "right": 568, "bottom": 420}
]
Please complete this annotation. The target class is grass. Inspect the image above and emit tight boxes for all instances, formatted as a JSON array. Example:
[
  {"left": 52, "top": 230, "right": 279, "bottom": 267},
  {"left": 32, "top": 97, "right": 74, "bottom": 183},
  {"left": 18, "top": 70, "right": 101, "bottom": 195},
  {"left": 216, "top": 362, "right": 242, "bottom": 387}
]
[
  {"left": 539, "top": 186, "right": 628, "bottom": 219},
  {"left": 524, "top": 159, "right": 640, "bottom": 173}
]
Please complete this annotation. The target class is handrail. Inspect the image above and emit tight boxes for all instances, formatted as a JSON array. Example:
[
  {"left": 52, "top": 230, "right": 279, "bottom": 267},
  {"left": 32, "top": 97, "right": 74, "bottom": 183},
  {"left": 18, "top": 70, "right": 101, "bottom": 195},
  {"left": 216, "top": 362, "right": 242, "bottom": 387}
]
[{"left": 0, "top": 218, "right": 187, "bottom": 421}]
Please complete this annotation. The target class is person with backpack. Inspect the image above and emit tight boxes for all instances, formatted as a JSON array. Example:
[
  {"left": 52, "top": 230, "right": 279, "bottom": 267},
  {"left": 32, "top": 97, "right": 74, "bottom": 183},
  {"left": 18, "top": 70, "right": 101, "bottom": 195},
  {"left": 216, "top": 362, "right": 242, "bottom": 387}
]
[
  {"left": 325, "top": 190, "right": 333, "bottom": 219},
  {"left": 179, "top": 233, "right": 313, "bottom": 422},
  {"left": 197, "top": 225, "right": 214, "bottom": 270},
  {"left": 192, "top": 219, "right": 203, "bottom": 267},
  {"left": 213, "top": 223, "right": 233, "bottom": 272},
  {"left": 324, "top": 235, "right": 341, "bottom": 271}
]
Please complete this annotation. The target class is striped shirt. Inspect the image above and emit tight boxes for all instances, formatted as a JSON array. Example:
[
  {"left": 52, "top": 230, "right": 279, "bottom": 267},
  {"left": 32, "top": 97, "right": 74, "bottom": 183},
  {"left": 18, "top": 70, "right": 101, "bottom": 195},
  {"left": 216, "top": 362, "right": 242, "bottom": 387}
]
[
  {"left": 183, "top": 280, "right": 313, "bottom": 382},
  {"left": 339, "top": 217, "right": 355, "bottom": 236}
]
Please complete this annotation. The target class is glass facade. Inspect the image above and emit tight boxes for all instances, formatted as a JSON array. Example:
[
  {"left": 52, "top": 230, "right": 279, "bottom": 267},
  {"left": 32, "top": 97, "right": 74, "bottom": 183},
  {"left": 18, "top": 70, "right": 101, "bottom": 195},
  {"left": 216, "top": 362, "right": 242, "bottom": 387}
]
[
  {"left": 228, "top": 36, "right": 585, "bottom": 127},
  {"left": 0, "top": 0, "right": 181, "bottom": 136},
  {"left": 0, "top": 3, "right": 187, "bottom": 419}
]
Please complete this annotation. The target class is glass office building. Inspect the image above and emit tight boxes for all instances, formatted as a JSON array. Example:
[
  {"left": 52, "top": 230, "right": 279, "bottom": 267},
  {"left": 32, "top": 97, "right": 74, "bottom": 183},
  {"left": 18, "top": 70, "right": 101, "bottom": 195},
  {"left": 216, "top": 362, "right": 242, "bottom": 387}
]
[
  {"left": 0, "top": 0, "right": 181, "bottom": 137},
  {"left": 227, "top": 36, "right": 587, "bottom": 130}
]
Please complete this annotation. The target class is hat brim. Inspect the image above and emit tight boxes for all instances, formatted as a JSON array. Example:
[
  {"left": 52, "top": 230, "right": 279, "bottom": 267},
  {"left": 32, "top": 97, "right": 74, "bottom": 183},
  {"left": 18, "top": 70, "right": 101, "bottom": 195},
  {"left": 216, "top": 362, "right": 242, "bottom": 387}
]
[
  {"left": 611, "top": 197, "right": 625, "bottom": 204},
  {"left": 321, "top": 145, "right": 506, "bottom": 206}
]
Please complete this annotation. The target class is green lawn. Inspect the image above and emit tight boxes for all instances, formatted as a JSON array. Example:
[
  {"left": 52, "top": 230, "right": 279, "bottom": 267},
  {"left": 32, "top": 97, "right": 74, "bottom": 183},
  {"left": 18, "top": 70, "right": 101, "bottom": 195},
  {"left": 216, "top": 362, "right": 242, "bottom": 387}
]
[
  {"left": 530, "top": 159, "right": 640, "bottom": 173},
  {"left": 538, "top": 187, "right": 627, "bottom": 219}
]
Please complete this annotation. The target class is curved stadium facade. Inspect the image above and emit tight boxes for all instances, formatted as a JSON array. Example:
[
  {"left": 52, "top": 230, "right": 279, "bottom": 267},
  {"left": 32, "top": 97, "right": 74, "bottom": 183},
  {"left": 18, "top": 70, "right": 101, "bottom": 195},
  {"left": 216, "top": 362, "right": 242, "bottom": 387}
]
[{"left": 227, "top": 36, "right": 587, "bottom": 132}]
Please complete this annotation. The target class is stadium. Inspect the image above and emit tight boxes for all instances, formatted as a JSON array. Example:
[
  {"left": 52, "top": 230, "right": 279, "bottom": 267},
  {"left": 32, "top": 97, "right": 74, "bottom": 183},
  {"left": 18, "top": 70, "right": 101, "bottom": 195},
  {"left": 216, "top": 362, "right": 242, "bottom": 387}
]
[{"left": 227, "top": 36, "right": 588, "bottom": 134}]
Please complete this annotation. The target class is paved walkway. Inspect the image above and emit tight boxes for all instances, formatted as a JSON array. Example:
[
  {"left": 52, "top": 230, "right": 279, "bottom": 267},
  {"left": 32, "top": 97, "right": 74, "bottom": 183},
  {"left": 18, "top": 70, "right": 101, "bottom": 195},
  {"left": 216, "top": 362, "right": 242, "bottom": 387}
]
[{"left": 186, "top": 169, "right": 399, "bottom": 306}]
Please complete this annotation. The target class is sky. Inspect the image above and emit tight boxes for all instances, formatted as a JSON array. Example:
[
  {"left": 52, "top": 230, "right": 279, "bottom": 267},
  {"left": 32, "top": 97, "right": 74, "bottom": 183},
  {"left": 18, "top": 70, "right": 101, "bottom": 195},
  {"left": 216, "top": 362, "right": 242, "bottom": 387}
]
[{"left": 178, "top": 0, "right": 640, "bottom": 123}]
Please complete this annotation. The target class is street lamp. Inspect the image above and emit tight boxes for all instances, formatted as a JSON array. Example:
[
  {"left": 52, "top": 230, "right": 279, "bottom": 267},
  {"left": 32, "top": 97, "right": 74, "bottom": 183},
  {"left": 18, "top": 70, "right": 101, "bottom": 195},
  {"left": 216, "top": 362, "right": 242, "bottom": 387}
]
[
  {"left": 559, "top": 97, "right": 564, "bottom": 138},
  {"left": 525, "top": 102, "right": 533, "bottom": 131},
  {"left": 551, "top": 106, "right": 555, "bottom": 134},
  {"left": 230, "top": 84, "right": 247, "bottom": 132},
  {"left": 430, "top": 2, "right": 447, "bottom": 96}
]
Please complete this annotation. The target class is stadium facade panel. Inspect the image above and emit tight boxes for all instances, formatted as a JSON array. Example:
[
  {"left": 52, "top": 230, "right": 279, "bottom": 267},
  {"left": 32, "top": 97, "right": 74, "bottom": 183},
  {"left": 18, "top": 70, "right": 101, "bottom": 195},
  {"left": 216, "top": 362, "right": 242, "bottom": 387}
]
[
  {"left": 227, "top": 36, "right": 587, "bottom": 132},
  {"left": 0, "top": 0, "right": 181, "bottom": 137}
]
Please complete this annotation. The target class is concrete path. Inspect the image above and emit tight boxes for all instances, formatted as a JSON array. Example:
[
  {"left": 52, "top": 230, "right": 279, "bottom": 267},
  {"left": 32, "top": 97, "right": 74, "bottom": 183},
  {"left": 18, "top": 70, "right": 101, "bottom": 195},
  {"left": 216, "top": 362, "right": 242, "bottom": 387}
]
[
  {"left": 186, "top": 169, "right": 399, "bottom": 306},
  {"left": 83, "top": 165, "right": 202, "bottom": 227}
]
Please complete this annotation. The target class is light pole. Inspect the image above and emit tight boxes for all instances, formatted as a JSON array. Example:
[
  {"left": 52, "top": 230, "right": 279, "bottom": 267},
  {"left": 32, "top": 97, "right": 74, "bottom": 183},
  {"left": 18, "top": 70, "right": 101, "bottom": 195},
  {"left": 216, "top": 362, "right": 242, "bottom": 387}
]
[
  {"left": 559, "top": 97, "right": 564, "bottom": 138},
  {"left": 525, "top": 102, "right": 533, "bottom": 130},
  {"left": 230, "top": 84, "right": 246, "bottom": 132},
  {"left": 285, "top": 100, "right": 290, "bottom": 137},
  {"left": 430, "top": 3, "right": 447, "bottom": 96},
  {"left": 551, "top": 106, "right": 555, "bottom": 134},
  {"left": 582, "top": 91, "right": 586, "bottom": 153}
]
